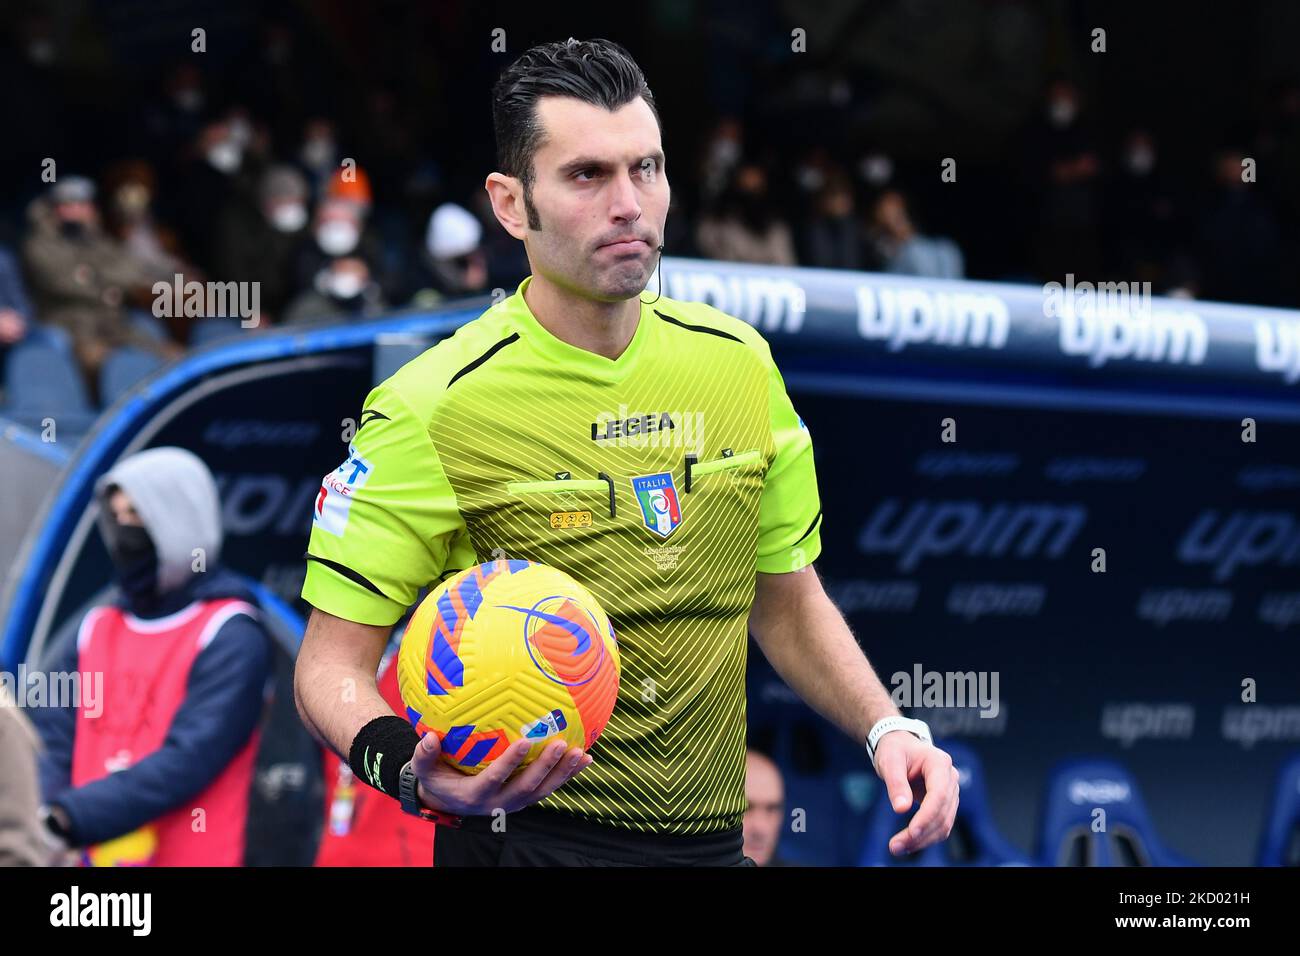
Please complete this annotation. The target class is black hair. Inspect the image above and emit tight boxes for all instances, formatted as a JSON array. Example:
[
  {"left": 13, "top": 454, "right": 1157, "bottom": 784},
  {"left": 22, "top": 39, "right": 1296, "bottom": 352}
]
[{"left": 491, "top": 37, "right": 660, "bottom": 229}]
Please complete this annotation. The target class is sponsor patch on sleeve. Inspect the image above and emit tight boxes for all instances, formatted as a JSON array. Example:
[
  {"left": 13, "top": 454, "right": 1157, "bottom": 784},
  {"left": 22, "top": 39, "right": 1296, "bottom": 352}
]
[{"left": 313, "top": 445, "right": 373, "bottom": 536}]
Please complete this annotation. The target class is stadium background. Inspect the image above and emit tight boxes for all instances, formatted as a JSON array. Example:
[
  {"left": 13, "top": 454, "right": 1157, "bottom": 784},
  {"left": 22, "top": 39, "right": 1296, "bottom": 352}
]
[{"left": 2, "top": 0, "right": 1299, "bottom": 866}]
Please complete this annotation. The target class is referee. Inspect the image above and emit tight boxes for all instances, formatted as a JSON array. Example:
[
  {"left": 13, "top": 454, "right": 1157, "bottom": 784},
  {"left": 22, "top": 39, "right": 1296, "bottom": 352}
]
[{"left": 294, "top": 37, "right": 958, "bottom": 866}]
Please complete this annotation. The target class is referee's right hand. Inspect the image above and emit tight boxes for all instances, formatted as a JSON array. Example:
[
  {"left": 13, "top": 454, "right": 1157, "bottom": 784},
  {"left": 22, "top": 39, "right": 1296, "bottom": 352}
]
[{"left": 411, "top": 733, "right": 593, "bottom": 816}]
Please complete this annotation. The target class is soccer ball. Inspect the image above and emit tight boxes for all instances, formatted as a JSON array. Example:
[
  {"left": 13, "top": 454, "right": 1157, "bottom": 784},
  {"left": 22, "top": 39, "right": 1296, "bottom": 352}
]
[{"left": 397, "top": 559, "right": 620, "bottom": 774}]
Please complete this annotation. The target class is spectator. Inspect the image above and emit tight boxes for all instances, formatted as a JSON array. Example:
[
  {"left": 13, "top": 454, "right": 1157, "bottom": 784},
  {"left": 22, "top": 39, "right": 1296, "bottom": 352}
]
[
  {"left": 314, "top": 636, "right": 435, "bottom": 867},
  {"left": 30, "top": 447, "right": 273, "bottom": 866},
  {"left": 324, "top": 164, "right": 374, "bottom": 219},
  {"left": 699, "top": 116, "right": 745, "bottom": 206},
  {"left": 102, "top": 160, "right": 196, "bottom": 279},
  {"left": 296, "top": 117, "right": 342, "bottom": 199},
  {"left": 294, "top": 196, "right": 383, "bottom": 294},
  {"left": 1102, "top": 129, "right": 1185, "bottom": 288},
  {"left": 1196, "top": 148, "right": 1283, "bottom": 305},
  {"left": 283, "top": 254, "right": 385, "bottom": 325},
  {"left": 744, "top": 748, "right": 795, "bottom": 866},
  {"left": 0, "top": 684, "right": 46, "bottom": 866},
  {"left": 214, "top": 165, "right": 311, "bottom": 321},
  {"left": 803, "top": 171, "right": 864, "bottom": 270},
  {"left": 1025, "top": 79, "right": 1102, "bottom": 280},
  {"left": 21, "top": 177, "right": 181, "bottom": 397},
  {"left": 402, "top": 202, "right": 490, "bottom": 308},
  {"left": 0, "top": 245, "right": 33, "bottom": 349},
  {"left": 867, "top": 188, "right": 964, "bottom": 279},
  {"left": 168, "top": 117, "right": 261, "bottom": 272},
  {"left": 696, "top": 162, "right": 797, "bottom": 266}
]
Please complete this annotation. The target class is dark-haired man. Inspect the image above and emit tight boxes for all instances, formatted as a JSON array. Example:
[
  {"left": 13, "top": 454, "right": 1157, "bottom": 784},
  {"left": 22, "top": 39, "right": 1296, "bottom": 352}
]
[{"left": 295, "top": 37, "right": 958, "bottom": 867}]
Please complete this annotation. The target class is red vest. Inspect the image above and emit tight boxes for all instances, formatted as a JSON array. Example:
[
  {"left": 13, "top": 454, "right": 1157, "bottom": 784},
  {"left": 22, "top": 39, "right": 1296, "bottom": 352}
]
[
  {"left": 72, "top": 599, "right": 261, "bottom": 866},
  {"left": 314, "top": 652, "right": 436, "bottom": 867}
]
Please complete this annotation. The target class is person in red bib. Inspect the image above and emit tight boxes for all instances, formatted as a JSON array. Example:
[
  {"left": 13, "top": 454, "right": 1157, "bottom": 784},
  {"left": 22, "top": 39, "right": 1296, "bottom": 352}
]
[
  {"left": 32, "top": 447, "right": 273, "bottom": 866},
  {"left": 314, "top": 638, "right": 436, "bottom": 867}
]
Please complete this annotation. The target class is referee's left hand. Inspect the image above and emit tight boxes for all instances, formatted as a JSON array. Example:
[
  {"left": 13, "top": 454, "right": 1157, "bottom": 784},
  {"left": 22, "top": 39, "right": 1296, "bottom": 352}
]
[{"left": 874, "top": 733, "right": 960, "bottom": 856}]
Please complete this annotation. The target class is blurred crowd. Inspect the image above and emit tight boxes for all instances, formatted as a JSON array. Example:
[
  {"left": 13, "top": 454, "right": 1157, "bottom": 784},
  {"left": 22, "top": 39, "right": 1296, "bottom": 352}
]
[{"left": 4, "top": 7, "right": 1300, "bottom": 415}]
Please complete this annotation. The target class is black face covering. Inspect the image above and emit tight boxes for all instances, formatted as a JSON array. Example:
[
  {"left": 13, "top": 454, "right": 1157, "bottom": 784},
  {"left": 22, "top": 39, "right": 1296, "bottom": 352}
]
[
  {"left": 58, "top": 220, "right": 88, "bottom": 240},
  {"left": 108, "top": 522, "right": 160, "bottom": 608}
]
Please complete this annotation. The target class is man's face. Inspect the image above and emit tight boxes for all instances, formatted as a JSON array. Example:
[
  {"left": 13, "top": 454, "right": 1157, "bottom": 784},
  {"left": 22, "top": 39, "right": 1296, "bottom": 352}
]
[
  {"left": 743, "top": 756, "right": 785, "bottom": 866},
  {"left": 493, "top": 95, "right": 669, "bottom": 302},
  {"left": 108, "top": 489, "right": 143, "bottom": 527}
]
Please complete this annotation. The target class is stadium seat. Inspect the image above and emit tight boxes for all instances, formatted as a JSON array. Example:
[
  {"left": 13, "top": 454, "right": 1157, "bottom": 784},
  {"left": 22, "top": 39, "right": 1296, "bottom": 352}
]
[
  {"left": 857, "top": 740, "right": 1032, "bottom": 866},
  {"left": 100, "top": 346, "right": 164, "bottom": 405},
  {"left": 0, "top": 340, "right": 97, "bottom": 439},
  {"left": 1256, "top": 752, "right": 1300, "bottom": 866},
  {"left": 20, "top": 321, "right": 74, "bottom": 357},
  {"left": 191, "top": 316, "right": 243, "bottom": 346},
  {"left": 129, "top": 309, "right": 170, "bottom": 342},
  {"left": 1036, "top": 758, "right": 1197, "bottom": 866}
]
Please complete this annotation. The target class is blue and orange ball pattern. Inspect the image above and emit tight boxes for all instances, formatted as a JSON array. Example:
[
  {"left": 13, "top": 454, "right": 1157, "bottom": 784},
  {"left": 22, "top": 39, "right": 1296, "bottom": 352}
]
[{"left": 397, "top": 559, "right": 620, "bottom": 774}]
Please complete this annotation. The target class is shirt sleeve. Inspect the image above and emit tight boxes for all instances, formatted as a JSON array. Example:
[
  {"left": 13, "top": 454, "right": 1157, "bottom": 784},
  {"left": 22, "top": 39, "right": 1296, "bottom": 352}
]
[
  {"left": 301, "top": 383, "right": 473, "bottom": 626},
  {"left": 754, "top": 340, "right": 823, "bottom": 574}
]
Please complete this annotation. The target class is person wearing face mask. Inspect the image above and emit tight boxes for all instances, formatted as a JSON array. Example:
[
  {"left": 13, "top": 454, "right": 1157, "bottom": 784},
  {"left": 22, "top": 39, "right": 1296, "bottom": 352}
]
[
  {"left": 213, "top": 165, "right": 311, "bottom": 321},
  {"left": 102, "top": 160, "right": 199, "bottom": 284},
  {"left": 297, "top": 118, "right": 340, "bottom": 196},
  {"left": 695, "top": 162, "right": 798, "bottom": 266},
  {"left": 21, "top": 177, "right": 182, "bottom": 398},
  {"left": 699, "top": 116, "right": 744, "bottom": 205},
  {"left": 1102, "top": 130, "right": 1184, "bottom": 284},
  {"left": 283, "top": 254, "right": 385, "bottom": 325},
  {"left": 28, "top": 447, "right": 273, "bottom": 866},
  {"left": 1022, "top": 78, "right": 1101, "bottom": 281},
  {"left": 292, "top": 197, "right": 384, "bottom": 295}
]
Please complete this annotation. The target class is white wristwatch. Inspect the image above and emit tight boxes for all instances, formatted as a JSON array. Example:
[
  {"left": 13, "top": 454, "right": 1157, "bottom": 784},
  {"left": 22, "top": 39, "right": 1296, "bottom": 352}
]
[{"left": 865, "top": 716, "right": 933, "bottom": 772}]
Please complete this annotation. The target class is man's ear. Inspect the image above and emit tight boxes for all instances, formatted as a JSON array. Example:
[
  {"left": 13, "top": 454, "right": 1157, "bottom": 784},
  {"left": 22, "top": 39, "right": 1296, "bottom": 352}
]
[{"left": 484, "top": 172, "right": 529, "bottom": 241}]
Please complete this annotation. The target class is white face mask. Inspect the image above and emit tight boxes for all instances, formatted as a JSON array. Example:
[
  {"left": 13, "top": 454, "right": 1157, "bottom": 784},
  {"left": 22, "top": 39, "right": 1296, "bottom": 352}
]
[
  {"left": 301, "top": 139, "right": 335, "bottom": 171},
  {"left": 1126, "top": 147, "right": 1155, "bottom": 176},
  {"left": 205, "top": 141, "right": 242, "bottom": 174},
  {"left": 27, "top": 39, "right": 55, "bottom": 65},
  {"left": 796, "top": 165, "right": 825, "bottom": 192},
  {"left": 860, "top": 154, "right": 893, "bottom": 186},
  {"left": 709, "top": 138, "right": 740, "bottom": 168},
  {"left": 227, "top": 117, "right": 253, "bottom": 147},
  {"left": 1048, "top": 98, "right": 1077, "bottom": 128},
  {"left": 316, "top": 221, "right": 360, "bottom": 256},
  {"left": 268, "top": 203, "right": 307, "bottom": 233},
  {"left": 328, "top": 271, "right": 365, "bottom": 300},
  {"left": 174, "top": 88, "right": 204, "bottom": 113}
]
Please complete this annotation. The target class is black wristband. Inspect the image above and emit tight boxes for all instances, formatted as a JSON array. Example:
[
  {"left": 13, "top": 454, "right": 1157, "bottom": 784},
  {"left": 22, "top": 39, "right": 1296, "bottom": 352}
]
[{"left": 349, "top": 716, "right": 420, "bottom": 797}]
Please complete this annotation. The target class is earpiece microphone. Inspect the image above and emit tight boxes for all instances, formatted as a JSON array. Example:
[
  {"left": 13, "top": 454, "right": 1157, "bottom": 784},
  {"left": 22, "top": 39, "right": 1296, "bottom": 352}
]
[{"left": 641, "top": 242, "right": 666, "bottom": 305}]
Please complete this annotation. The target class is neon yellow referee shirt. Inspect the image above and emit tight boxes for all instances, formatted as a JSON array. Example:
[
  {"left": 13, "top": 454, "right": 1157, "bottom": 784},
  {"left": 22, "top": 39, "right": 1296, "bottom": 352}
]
[{"left": 303, "top": 275, "right": 822, "bottom": 834}]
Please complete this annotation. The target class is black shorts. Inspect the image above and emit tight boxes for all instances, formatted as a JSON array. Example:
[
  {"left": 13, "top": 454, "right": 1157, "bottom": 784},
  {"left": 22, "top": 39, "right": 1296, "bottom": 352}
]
[{"left": 433, "top": 805, "right": 755, "bottom": 867}]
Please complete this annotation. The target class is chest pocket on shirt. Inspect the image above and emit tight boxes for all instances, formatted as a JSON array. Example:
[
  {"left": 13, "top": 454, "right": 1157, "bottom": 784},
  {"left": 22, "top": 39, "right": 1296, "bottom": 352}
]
[
  {"left": 684, "top": 448, "right": 764, "bottom": 493},
  {"left": 507, "top": 474, "right": 617, "bottom": 523}
]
